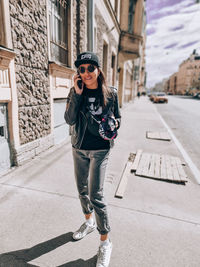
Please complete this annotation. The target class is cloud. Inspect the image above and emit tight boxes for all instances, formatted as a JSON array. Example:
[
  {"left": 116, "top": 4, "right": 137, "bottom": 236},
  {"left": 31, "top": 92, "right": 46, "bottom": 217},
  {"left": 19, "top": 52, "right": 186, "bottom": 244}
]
[
  {"left": 164, "top": 43, "right": 178, "bottom": 49},
  {"left": 146, "top": 27, "right": 156, "bottom": 35},
  {"left": 146, "top": 0, "right": 200, "bottom": 88},
  {"left": 170, "top": 25, "right": 184, "bottom": 31},
  {"left": 179, "top": 41, "right": 199, "bottom": 49},
  {"left": 146, "top": 0, "right": 194, "bottom": 22}
]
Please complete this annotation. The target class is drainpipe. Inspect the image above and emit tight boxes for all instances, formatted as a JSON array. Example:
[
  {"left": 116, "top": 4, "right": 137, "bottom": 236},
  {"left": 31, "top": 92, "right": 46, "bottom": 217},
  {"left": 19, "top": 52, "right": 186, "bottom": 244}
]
[
  {"left": 76, "top": 0, "right": 80, "bottom": 55},
  {"left": 87, "top": 0, "right": 94, "bottom": 51}
]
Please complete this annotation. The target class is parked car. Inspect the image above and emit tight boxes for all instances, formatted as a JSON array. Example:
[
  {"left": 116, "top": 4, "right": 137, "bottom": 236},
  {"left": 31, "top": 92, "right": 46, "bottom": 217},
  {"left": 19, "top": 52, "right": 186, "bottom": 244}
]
[
  {"left": 148, "top": 92, "right": 158, "bottom": 102},
  {"left": 153, "top": 92, "right": 168, "bottom": 103},
  {"left": 189, "top": 88, "right": 198, "bottom": 96},
  {"left": 194, "top": 92, "right": 200, "bottom": 99}
]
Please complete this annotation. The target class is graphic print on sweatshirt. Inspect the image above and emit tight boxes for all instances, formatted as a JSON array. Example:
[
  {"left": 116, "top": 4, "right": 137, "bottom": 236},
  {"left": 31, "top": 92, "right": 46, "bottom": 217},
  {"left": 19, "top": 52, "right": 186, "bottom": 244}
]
[{"left": 87, "top": 97, "right": 102, "bottom": 116}]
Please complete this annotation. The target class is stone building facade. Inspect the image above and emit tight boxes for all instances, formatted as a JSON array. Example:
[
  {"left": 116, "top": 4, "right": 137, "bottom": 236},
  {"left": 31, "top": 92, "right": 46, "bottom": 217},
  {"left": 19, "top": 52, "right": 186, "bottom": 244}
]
[
  {"left": 9, "top": 0, "right": 51, "bottom": 145},
  {"left": 165, "top": 50, "right": 200, "bottom": 95},
  {"left": 164, "top": 73, "right": 178, "bottom": 95},
  {"left": 152, "top": 78, "right": 168, "bottom": 93},
  {"left": 118, "top": 0, "right": 146, "bottom": 106},
  {"left": 0, "top": 0, "right": 146, "bottom": 174}
]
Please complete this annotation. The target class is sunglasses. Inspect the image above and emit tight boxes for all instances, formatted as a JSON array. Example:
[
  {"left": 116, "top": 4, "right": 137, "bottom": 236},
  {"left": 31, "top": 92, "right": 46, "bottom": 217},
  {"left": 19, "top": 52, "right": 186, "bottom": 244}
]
[{"left": 78, "top": 65, "right": 96, "bottom": 74}]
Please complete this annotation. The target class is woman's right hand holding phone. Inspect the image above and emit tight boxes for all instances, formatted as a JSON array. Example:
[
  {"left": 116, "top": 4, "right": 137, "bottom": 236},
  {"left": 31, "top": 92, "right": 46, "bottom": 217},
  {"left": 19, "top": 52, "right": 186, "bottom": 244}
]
[{"left": 74, "top": 73, "right": 84, "bottom": 95}]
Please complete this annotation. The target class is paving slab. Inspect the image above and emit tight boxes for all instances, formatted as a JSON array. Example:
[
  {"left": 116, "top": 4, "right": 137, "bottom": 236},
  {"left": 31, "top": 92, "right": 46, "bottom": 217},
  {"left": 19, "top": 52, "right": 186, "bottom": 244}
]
[{"left": 1, "top": 97, "right": 200, "bottom": 267}]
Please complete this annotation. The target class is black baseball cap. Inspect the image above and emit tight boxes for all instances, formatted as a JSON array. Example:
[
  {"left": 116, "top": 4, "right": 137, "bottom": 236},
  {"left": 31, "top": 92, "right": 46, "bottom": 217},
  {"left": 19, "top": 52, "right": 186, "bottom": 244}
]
[{"left": 74, "top": 51, "right": 100, "bottom": 68}]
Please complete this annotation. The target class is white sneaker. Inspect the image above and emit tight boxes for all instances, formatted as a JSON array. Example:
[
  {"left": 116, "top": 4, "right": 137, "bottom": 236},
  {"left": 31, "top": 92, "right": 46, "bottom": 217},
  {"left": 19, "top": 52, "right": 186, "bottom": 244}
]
[
  {"left": 96, "top": 240, "right": 112, "bottom": 267},
  {"left": 72, "top": 222, "right": 95, "bottom": 240}
]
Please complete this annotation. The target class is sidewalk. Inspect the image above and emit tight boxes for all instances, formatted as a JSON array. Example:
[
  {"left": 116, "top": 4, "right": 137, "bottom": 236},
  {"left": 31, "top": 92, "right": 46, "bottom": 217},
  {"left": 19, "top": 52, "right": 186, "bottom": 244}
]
[{"left": 0, "top": 97, "right": 200, "bottom": 267}]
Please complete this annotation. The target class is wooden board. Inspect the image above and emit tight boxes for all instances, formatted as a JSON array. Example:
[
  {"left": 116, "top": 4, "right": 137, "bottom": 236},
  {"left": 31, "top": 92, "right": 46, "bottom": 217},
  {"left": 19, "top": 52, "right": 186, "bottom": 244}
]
[
  {"left": 134, "top": 152, "right": 188, "bottom": 184},
  {"left": 174, "top": 157, "right": 187, "bottom": 180},
  {"left": 148, "top": 153, "right": 156, "bottom": 178},
  {"left": 160, "top": 154, "right": 167, "bottom": 179},
  {"left": 146, "top": 131, "right": 171, "bottom": 141},
  {"left": 131, "top": 149, "right": 143, "bottom": 172},
  {"left": 115, "top": 160, "right": 133, "bottom": 198},
  {"left": 135, "top": 152, "right": 147, "bottom": 176},
  {"left": 115, "top": 151, "right": 188, "bottom": 200}
]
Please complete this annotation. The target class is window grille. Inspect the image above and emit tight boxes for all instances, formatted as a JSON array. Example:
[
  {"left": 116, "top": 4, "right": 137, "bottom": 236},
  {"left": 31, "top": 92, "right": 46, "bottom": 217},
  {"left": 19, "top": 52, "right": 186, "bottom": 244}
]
[{"left": 48, "top": 0, "right": 69, "bottom": 66}]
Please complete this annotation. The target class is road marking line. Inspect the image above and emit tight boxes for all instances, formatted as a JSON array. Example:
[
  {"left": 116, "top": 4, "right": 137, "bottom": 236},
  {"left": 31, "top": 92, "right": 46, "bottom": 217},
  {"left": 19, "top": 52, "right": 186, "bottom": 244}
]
[{"left": 157, "top": 111, "right": 200, "bottom": 184}]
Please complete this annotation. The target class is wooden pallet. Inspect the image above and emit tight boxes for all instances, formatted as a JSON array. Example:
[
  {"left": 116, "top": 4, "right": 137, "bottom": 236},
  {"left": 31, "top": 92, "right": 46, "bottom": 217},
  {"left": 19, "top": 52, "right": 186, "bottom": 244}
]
[
  {"left": 146, "top": 131, "right": 171, "bottom": 141},
  {"left": 115, "top": 150, "right": 188, "bottom": 199},
  {"left": 132, "top": 151, "right": 188, "bottom": 184}
]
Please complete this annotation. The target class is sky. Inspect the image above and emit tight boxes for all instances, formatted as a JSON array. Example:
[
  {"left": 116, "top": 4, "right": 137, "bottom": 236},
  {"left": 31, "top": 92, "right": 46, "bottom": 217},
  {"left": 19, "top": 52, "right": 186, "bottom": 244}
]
[{"left": 146, "top": 0, "right": 200, "bottom": 88}]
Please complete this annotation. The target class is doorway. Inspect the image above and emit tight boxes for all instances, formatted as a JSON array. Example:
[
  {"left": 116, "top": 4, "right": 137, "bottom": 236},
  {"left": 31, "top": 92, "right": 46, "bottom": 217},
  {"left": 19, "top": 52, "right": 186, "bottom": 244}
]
[{"left": 0, "top": 103, "right": 11, "bottom": 174}]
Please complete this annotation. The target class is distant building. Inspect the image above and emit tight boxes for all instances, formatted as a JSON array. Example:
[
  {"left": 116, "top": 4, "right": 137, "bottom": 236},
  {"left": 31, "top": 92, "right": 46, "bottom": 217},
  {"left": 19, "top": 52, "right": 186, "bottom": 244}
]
[
  {"left": 166, "top": 73, "right": 178, "bottom": 95},
  {"left": 152, "top": 78, "right": 167, "bottom": 92},
  {"left": 0, "top": 0, "right": 146, "bottom": 174},
  {"left": 165, "top": 50, "right": 200, "bottom": 95},
  {"left": 177, "top": 50, "right": 200, "bottom": 94}
]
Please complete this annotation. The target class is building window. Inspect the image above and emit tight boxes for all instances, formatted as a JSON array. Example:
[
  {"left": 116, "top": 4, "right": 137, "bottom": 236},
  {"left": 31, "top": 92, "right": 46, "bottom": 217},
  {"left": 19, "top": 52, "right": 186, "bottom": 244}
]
[
  {"left": 0, "top": 104, "right": 8, "bottom": 140},
  {"left": 48, "top": 0, "right": 70, "bottom": 66},
  {"left": 174, "top": 76, "right": 177, "bottom": 89},
  {"left": 94, "top": 27, "right": 97, "bottom": 53},
  {"left": 111, "top": 53, "right": 116, "bottom": 86},
  {"left": 128, "top": 0, "right": 137, "bottom": 33},
  {"left": 103, "top": 42, "right": 108, "bottom": 75},
  {"left": 134, "top": 65, "right": 139, "bottom": 80}
]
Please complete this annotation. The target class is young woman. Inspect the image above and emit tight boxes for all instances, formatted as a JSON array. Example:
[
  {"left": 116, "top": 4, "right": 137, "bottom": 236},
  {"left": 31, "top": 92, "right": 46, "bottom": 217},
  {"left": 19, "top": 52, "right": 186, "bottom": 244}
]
[{"left": 64, "top": 51, "right": 121, "bottom": 267}]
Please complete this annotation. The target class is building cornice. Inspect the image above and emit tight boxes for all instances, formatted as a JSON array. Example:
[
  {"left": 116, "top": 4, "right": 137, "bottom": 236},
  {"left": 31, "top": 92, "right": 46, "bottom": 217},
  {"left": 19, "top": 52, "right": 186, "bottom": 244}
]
[
  {"left": 0, "top": 46, "right": 16, "bottom": 69},
  {"left": 49, "top": 62, "right": 75, "bottom": 77}
]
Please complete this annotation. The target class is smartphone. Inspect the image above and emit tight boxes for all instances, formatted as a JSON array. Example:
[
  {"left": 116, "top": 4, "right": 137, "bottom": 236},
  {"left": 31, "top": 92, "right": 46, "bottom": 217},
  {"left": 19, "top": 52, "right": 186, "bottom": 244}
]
[
  {"left": 77, "top": 71, "right": 82, "bottom": 89},
  {"left": 77, "top": 79, "right": 82, "bottom": 89}
]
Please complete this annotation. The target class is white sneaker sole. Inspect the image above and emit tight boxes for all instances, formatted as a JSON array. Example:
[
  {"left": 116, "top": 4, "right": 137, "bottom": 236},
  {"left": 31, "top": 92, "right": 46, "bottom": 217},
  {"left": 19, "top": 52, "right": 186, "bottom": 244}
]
[{"left": 72, "top": 225, "right": 96, "bottom": 240}]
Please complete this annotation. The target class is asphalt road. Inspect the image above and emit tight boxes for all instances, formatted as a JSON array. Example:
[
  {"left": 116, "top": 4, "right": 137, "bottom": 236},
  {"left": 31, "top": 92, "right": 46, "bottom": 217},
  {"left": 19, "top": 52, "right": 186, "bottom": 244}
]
[{"left": 154, "top": 95, "right": 200, "bottom": 177}]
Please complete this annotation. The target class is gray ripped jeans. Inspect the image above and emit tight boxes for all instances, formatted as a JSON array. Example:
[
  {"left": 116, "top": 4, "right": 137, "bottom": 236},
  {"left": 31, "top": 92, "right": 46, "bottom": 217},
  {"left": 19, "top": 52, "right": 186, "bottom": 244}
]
[{"left": 72, "top": 147, "right": 111, "bottom": 235}]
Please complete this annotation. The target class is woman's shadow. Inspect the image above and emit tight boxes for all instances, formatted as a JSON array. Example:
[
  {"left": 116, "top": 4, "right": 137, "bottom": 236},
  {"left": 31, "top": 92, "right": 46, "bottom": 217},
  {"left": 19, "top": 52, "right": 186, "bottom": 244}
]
[{"left": 0, "top": 232, "right": 97, "bottom": 267}]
